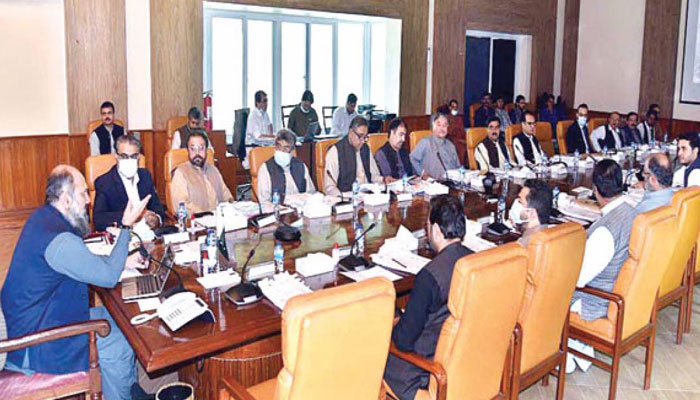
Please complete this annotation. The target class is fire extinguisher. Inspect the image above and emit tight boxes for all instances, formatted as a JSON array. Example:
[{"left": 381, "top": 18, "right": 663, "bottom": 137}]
[{"left": 203, "top": 91, "right": 213, "bottom": 131}]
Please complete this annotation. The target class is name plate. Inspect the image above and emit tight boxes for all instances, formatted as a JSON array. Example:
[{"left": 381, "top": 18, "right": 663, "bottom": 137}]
[
  {"left": 163, "top": 232, "right": 190, "bottom": 245},
  {"left": 247, "top": 262, "right": 276, "bottom": 281},
  {"left": 333, "top": 203, "right": 354, "bottom": 215},
  {"left": 396, "top": 192, "right": 413, "bottom": 202},
  {"left": 257, "top": 215, "right": 277, "bottom": 228}
]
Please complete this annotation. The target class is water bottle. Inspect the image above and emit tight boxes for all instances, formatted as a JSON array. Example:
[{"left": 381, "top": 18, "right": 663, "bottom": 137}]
[
  {"left": 206, "top": 228, "right": 218, "bottom": 274},
  {"left": 177, "top": 202, "right": 187, "bottom": 232},
  {"left": 273, "top": 242, "right": 284, "bottom": 274},
  {"left": 663, "top": 133, "right": 668, "bottom": 144},
  {"left": 541, "top": 151, "right": 548, "bottom": 165},
  {"left": 354, "top": 222, "right": 365, "bottom": 256},
  {"left": 352, "top": 180, "right": 360, "bottom": 208},
  {"left": 603, "top": 145, "right": 609, "bottom": 155},
  {"left": 504, "top": 158, "right": 512, "bottom": 171},
  {"left": 402, "top": 174, "right": 409, "bottom": 191},
  {"left": 553, "top": 185, "right": 560, "bottom": 209},
  {"left": 272, "top": 189, "right": 280, "bottom": 220},
  {"left": 497, "top": 197, "right": 506, "bottom": 223},
  {"left": 573, "top": 149, "right": 580, "bottom": 170},
  {"left": 459, "top": 166, "right": 466, "bottom": 184},
  {"left": 650, "top": 135, "right": 655, "bottom": 148}
]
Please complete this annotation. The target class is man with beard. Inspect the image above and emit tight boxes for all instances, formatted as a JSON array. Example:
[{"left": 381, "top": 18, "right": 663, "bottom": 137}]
[
  {"left": 474, "top": 117, "right": 512, "bottom": 172},
  {"left": 171, "top": 129, "right": 234, "bottom": 214},
  {"left": 512, "top": 179, "right": 553, "bottom": 247},
  {"left": 171, "top": 107, "right": 213, "bottom": 150},
  {"left": 672, "top": 132, "right": 700, "bottom": 187},
  {"left": 1, "top": 165, "right": 151, "bottom": 400},
  {"left": 636, "top": 154, "right": 674, "bottom": 213}
]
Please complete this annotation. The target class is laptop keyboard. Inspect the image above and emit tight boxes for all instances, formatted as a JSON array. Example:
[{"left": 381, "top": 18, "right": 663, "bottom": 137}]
[{"left": 136, "top": 275, "right": 158, "bottom": 295}]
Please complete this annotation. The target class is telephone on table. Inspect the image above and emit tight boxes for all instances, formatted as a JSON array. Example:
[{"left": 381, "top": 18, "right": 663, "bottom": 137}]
[{"left": 130, "top": 291, "right": 214, "bottom": 332}]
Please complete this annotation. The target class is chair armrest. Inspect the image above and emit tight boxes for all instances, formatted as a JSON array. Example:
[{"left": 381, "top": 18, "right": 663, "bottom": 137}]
[
  {"left": 575, "top": 286, "right": 624, "bottom": 307},
  {"left": 389, "top": 343, "right": 447, "bottom": 400},
  {"left": 219, "top": 376, "right": 256, "bottom": 400},
  {"left": 0, "top": 320, "right": 110, "bottom": 354}
]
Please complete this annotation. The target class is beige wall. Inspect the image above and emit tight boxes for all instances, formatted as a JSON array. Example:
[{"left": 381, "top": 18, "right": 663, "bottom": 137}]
[
  {"left": 0, "top": 0, "right": 68, "bottom": 136},
  {"left": 575, "top": 0, "right": 646, "bottom": 112},
  {"left": 125, "top": 0, "right": 154, "bottom": 130}
]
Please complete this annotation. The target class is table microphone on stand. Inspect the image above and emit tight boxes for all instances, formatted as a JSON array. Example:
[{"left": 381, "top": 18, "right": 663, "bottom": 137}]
[
  {"left": 225, "top": 236, "right": 264, "bottom": 305},
  {"left": 337, "top": 222, "right": 376, "bottom": 271},
  {"left": 326, "top": 170, "right": 352, "bottom": 213},
  {"left": 247, "top": 186, "right": 274, "bottom": 228}
]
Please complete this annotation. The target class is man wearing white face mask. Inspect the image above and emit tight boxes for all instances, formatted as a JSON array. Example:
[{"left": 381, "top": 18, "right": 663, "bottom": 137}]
[
  {"left": 565, "top": 103, "right": 593, "bottom": 154},
  {"left": 512, "top": 179, "right": 553, "bottom": 247},
  {"left": 257, "top": 129, "right": 316, "bottom": 203},
  {"left": 93, "top": 135, "right": 165, "bottom": 231}
]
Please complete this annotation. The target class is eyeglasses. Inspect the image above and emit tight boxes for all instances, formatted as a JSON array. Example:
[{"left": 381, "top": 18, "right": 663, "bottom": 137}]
[
  {"left": 525, "top": 121, "right": 537, "bottom": 126},
  {"left": 352, "top": 129, "right": 369, "bottom": 143},
  {"left": 116, "top": 153, "right": 139, "bottom": 160},
  {"left": 188, "top": 145, "right": 206, "bottom": 152}
]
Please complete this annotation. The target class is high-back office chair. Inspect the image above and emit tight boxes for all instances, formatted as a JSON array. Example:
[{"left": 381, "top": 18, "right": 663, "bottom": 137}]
[
  {"left": 409, "top": 130, "right": 431, "bottom": 153},
  {"left": 388, "top": 243, "right": 528, "bottom": 400},
  {"left": 567, "top": 206, "right": 679, "bottom": 400},
  {"left": 469, "top": 103, "right": 480, "bottom": 127},
  {"left": 505, "top": 124, "right": 522, "bottom": 158},
  {"left": 86, "top": 119, "right": 125, "bottom": 152},
  {"left": 219, "top": 277, "right": 396, "bottom": 400},
  {"left": 557, "top": 121, "right": 573, "bottom": 154},
  {"left": 689, "top": 231, "right": 700, "bottom": 332},
  {"left": 163, "top": 148, "right": 216, "bottom": 214},
  {"left": 248, "top": 146, "right": 299, "bottom": 202},
  {"left": 280, "top": 105, "right": 296, "bottom": 128},
  {"left": 367, "top": 133, "right": 389, "bottom": 155},
  {"left": 166, "top": 115, "right": 189, "bottom": 149},
  {"left": 314, "top": 138, "right": 340, "bottom": 191},
  {"left": 588, "top": 117, "right": 607, "bottom": 137},
  {"left": 656, "top": 187, "right": 700, "bottom": 344},
  {"left": 465, "top": 127, "right": 488, "bottom": 170},
  {"left": 321, "top": 106, "right": 338, "bottom": 134},
  {"left": 534, "top": 123, "right": 555, "bottom": 157},
  {"left": 85, "top": 154, "right": 146, "bottom": 217},
  {"left": 510, "top": 223, "right": 586, "bottom": 400}
]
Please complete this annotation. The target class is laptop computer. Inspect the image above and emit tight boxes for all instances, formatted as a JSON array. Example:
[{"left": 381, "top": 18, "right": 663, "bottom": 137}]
[{"left": 121, "top": 246, "right": 174, "bottom": 301}]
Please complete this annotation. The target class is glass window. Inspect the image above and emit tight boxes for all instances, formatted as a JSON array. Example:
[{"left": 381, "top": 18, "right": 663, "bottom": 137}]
[
  {"left": 309, "top": 24, "right": 333, "bottom": 111},
  {"left": 211, "top": 17, "right": 243, "bottom": 140},
  {"left": 247, "top": 20, "right": 273, "bottom": 116},
  {"left": 370, "top": 22, "right": 386, "bottom": 109},
  {"left": 281, "top": 22, "right": 307, "bottom": 107},
  {"left": 337, "top": 23, "right": 364, "bottom": 106}
]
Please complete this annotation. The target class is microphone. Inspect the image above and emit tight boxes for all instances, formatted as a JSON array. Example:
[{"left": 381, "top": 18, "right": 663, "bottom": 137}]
[
  {"left": 326, "top": 170, "right": 350, "bottom": 204},
  {"left": 225, "top": 234, "right": 264, "bottom": 305},
  {"left": 128, "top": 231, "right": 149, "bottom": 259},
  {"left": 338, "top": 222, "right": 377, "bottom": 271},
  {"left": 247, "top": 184, "right": 274, "bottom": 228}
]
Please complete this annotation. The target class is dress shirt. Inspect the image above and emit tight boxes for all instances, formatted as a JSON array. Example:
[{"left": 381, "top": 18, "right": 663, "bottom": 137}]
[
  {"left": 323, "top": 146, "right": 382, "bottom": 196},
  {"left": 635, "top": 188, "right": 674, "bottom": 213},
  {"left": 89, "top": 125, "right": 115, "bottom": 156},
  {"left": 494, "top": 108, "right": 511, "bottom": 132},
  {"left": 409, "top": 135, "right": 461, "bottom": 179},
  {"left": 637, "top": 121, "right": 655, "bottom": 143},
  {"left": 591, "top": 125, "right": 622, "bottom": 152},
  {"left": 673, "top": 166, "right": 700, "bottom": 187},
  {"left": 257, "top": 160, "right": 316, "bottom": 202},
  {"left": 246, "top": 107, "right": 273, "bottom": 145},
  {"left": 330, "top": 107, "right": 358, "bottom": 136},
  {"left": 118, "top": 171, "right": 141, "bottom": 206},
  {"left": 171, "top": 163, "right": 234, "bottom": 214},
  {"left": 513, "top": 134, "right": 544, "bottom": 165}
]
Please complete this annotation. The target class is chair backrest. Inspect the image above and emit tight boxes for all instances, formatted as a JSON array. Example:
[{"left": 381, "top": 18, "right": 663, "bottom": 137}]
[
  {"left": 249, "top": 146, "right": 299, "bottom": 202},
  {"left": 659, "top": 187, "right": 700, "bottom": 296},
  {"left": 164, "top": 148, "right": 216, "bottom": 213},
  {"left": 367, "top": 133, "right": 388, "bottom": 155},
  {"left": 87, "top": 119, "right": 125, "bottom": 136},
  {"left": 557, "top": 120, "right": 573, "bottom": 155},
  {"left": 612, "top": 206, "right": 679, "bottom": 339},
  {"left": 534, "top": 122, "right": 554, "bottom": 157},
  {"left": 281, "top": 105, "right": 296, "bottom": 128},
  {"left": 232, "top": 108, "right": 250, "bottom": 159},
  {"left": 431, "top": 243, "right": 528, "bottom": 400},
  {"left": 518, "top": 223, "right": 586, "bottom": 373},
  {"left": 276, "top": 277, "right": 395, "bottom": 400},
  {"left": 505, "top": 124, "right": 522, "bottom": 157},
  {"left": 166, "top": 115, "right": 189, "bottom": 149},
  {"left": 504, "top": 103, "right": 515, "bottom": 113},
  {"left": 587, "top": 117, "right": 607, "bottom": 136},
  {"left": 409, "top": 130, "right": 431, "bottom": 153},
  {"left": 314, "top": 138, "right": 340, "bottom": 191},
  {"left": 466, "top": 128, "right": 488, "bottom": 170},
  {"left": 85, "top": 154, "right": 146, "bottom": 217},
  {"left": 468, "top": 103, "right": 480, "bottom": 127},
  {"left": 321, "top": 106, "right": 338, "bottom": 134}
]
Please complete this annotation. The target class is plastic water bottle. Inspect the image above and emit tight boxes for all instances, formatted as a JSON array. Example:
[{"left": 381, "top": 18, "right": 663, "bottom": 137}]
[
  {"left": 663, "top": 133, "right": 668, "bottom": 144},
  {"left": 573, "top": 149, "right": 580, "bottom": 170},
  {"left": 206, "top": 228, "right": 218, "bottom": 274},
  {"left": 352, "top": 180, "right": 360, "bottom": 208},
  {"left": 273, "top": 242, "right": 284, "bottom": 274},
  {"left": 541, "top": 151, "right": 549, "bottom": 165},
  {"left": 459, "top": 166, "right": 466, "bottom": 184},
  {"left": 402, "top": 174, "right": 409, "bottom": 191},
  {"left": 553, "top": 186, "right": 560, "bottom": 209},
  {"left": 177, "top": 202, "right": 187, "bottom": 232},
  {"left": 354, "top": 222, "right": 365, "bottom": 256},
  {"left": 603, "top": 145, "right": 609, "bottom": 155},
  {"left": 272, "top": 189, "right": 280, "bottom": 220},
  {"left": 650, "top": 135, "right": 655, "bottom": 148},
  {"left": 497, "top": 197, "right": 506, "bottom": 223},
  {"left": 504, "top": 158, "right": 512, "bottom": 171}
]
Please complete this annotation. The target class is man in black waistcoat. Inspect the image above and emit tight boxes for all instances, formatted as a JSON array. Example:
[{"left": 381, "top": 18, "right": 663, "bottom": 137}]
[
  {"left": 89, "top": 101, "right": 125, "bottom": 156},
  {"left": 375, "top": 118, "right": 414, "bottom": 182},
  {"left": 384, "top": 195, "right": 473, "bottom": 400},
  {"left": 474, "top": 117, "right": 512, "bottom": 171},
  {"left": 513, "top": 111, "right": 546, "bottom": 165},
  {"left": 256, "top": 129, "right": 315, "bottom": 203},
  {"left": 591, "top": 112, "right": 622, "bottom": 152}
]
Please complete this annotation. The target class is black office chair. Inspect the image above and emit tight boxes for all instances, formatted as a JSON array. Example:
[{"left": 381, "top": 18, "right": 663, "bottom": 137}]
[
  {"left": 322, "top": 106, "right": 338, "bottom": 134},
  {"left": 280, "top": 105, "right": 296, "bottom": 128},
  {"left": 231, "top": 108, "right": 251, "bottom": 200}
]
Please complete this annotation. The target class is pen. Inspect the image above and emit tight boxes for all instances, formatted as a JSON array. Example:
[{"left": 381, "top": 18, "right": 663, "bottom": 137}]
[{"left": 391, "top": 258, "right": 409, "bottom": 270}]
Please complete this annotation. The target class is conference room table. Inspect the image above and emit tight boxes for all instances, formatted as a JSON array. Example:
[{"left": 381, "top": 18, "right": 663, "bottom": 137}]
[{"left": 96, "top": 167, "right": 597, "bottom": 399}]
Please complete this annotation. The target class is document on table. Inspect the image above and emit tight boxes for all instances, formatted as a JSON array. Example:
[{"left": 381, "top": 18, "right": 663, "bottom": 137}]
[
  {"left": 196, "top": 270, "right": 241, "bottom": 290},
  {"left": 340, "top": 266, "right": 402, "bottom": 282},
  {"left": 370, "top": 252, "right": 430, "bottom": 275},
  {"left": 462, "top": 235, "right": 497, "bottom": 253}
]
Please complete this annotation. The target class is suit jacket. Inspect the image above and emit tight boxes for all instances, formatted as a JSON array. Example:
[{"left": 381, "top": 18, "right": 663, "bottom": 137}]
[
  {"left": 93, "top": 166, "right": 165, "bottom": 231},
  {"left": 565, "top": 123, "right": 592, "bottom": 154}
]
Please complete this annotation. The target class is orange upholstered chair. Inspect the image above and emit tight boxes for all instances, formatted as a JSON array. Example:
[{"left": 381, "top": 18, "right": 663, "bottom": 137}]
[
  {"left": 568, "top": 206, "right": 679, "bottom": 400},
  {"left": 688, "top": 233, "right": 700, "bottom": 332},
  {"left": 388, "top": 243, "right": 528, "bottom": 400},
  {"left": 219, "top": 277, "right": 396, "bottom": 400},
  {"left": 510, "top": 223, "right": 586, "bottom": 399},
  {"left": 557, "top": 121, "right": 573, "bottom": 155},
  {"left": 314, "top": 138, "right": 340, "bottom": 191},
  {"left": 534, "top": 123, "right": 554, "bottom": 157},
  {"left": 656, "top": 187, "right": 700, "bottom": 344},
  {"left": 587, "top": 118, "right": 607, "bottom": 137},
  {"left": 166, "top": 115, "right": 189, "bottom": 149},
  {"left": 466, "top": 127, "right": 488, "bottom": 170},
  {"left": 469, "top": 103, "right": 480, "bottom": 127},
  {"left": 368, "top": 133, "right": 389, "bottom": 155},
  {"left": 87, "top": 119, "right": 125, "bottom": 137},
  {"left": 409, "top": 130, "right": 431, "bottom": 153},
  {"left": 163, "top": 148, "right": 216, "bottom": 214},
  {"left": 85, "top": 154, "right": 146, "bottom": 217},
  {"left": 505, "top": 124, "right": 522, "bottom": 158}
]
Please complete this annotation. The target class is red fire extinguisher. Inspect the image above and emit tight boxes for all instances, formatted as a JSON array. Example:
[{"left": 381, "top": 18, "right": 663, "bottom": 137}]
[{"left": 203, "top": 91, "right": 213, "bottom": 131}]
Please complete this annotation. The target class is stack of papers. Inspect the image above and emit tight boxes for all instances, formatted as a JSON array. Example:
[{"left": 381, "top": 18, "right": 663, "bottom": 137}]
[
  {"left": 163, "top": 231, "right": 190, "bottom": 245},
  {"left": 302, "top": 193, "right": 332, "bottom": 218},
  {"left": 380, "top": 225, "right": 420, "bottom": 252},
  {"left": 570, "top": 187, "right": 593, "bottom": 199},
  {"left": 295, "top": 253, "right": 336, "bottom": 277},
  {"left": 557, "top": 194, "right": 601, "bottom": 222},
  {"left": 219, "top": 203, "right": 253, "bottom": 231},
  {"left": 425, "top": 181, "right": 449, "bottom": 196},
  {"left": 258, "top": 272, "right": 313, "bottom": 310},
  {"left": 370, "top": 252, "right": 430, "bottom": 275},
  {"left": 85, "top": 236, "right": 115, "bottom": 256},
  {"left": 341, "top": 266, "right": 402, "bottom": 282},
  {"left": 196, "top": 270, "right": 241, "bottom": 290},
  {"left": 462, "top": 235, "right": 497, "bottom": 253},
  {"left": 172, "top": 241, "right": 200, "bottom": 265}
]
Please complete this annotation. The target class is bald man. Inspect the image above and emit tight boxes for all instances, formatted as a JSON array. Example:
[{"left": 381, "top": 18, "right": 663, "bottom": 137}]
[
  {"left": 1, "top": 165, "right": 151, "bottom": 400},
  {"left": 636, "top": 154, "right": 674, "bottom": 213}
]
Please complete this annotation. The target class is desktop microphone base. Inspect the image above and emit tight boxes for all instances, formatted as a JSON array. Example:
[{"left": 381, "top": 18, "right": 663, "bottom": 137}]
[
  {"left": 487, "top": 221, "right": 510, "bottom": 236},
  {"left": 274, "top": 224, "right": 301, "bottom": 242},
  {"left": 248, "top": 213, "right": 274, "bottom": 228},
  {"left": 338, "top": 254, "right": 370, "bottom": 271},
  {"left": 224, "top": 282, "right": 263, "bottom": 306}
]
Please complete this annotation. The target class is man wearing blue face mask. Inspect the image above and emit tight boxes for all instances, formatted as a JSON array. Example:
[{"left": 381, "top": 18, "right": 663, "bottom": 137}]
[
  {"left": 511, "top": 179, "right": 553, "bottom": 247},
  {"left": 565, "top": 103, "right": 593, "bottom": 154},
  {"left": 257, "top": 129, "right": 316, "bottom": 203}
]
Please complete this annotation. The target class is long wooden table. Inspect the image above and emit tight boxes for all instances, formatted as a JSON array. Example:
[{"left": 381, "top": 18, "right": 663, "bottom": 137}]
[{"left": 97, "top": 169, "right": 596, "bottom": 399}]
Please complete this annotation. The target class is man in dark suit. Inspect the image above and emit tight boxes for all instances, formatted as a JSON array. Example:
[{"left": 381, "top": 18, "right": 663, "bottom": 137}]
[
  {"left": 93, "top": 135, "right": 165, "bottom": 231},
  {"left": 566, "top": 103, "right": 593, "bottom": 154},
  {"left": 473, "top": 92, "right": 495, "bottom": 127}
]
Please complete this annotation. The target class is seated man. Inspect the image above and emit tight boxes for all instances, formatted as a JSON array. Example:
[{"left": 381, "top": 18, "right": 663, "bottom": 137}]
[
  {"left": 93, "top": 135, "right": 165, "bottom": 231},
  {"left": 288, "top": 90, "right": 321, "bottom": 139},
  {"left": 246, "top": 90, "right": 275, "bottom": 145},
  {"left": 509, "top": 94, "right": 527, "bottom": 124},
  {"left": 493, "top": 96, "right": 511, "bottom": 133},
  {"left": 474, "top": 116, "right": 512, "bottom": 172},
  {"left": 89, "top": 101, "right": 125, "bottom": 156},
  {"left": 566, "top": 103, "right": 593, "bottom": 154},
  {"left": 171, "top": 107, "right": 212, "bottom": 149},
  {"left": 324, "top": 116, "right": 382, "bottom": 196},
  {"left": 513, "top": 179, "right": 553, "bottom": 246},
  {"left": 331, "top": 93, "right": 358, "bottom": 136},
  {"left": 621, "top": 111, "right": 643, "bottom": 145},
  {"left": 473, "top": 92, "right": 495, "bottom": 127},
  {"left": 591, "top": 112, "right": 623, "bottom": 152},
  {"left": 375, "top": 118, "right": 414, "bottom": 182},
  {"left": 384, "top": 194, "right": 473, "bottom": 399},
  {"left": 637, "top": 153, "right": 674, "bottom": 213},
  {"left": 637, "top": 110, "right": 658, "bottom": 144},
  {"left": 256, "top": 129, "right": 316, "bottom": 202},
  {"left": 448, "top": 98, "right": 459, "bottom": 116},
  {"left": 410, "top": 112, "right": 461, "bottom": 179},
  {"left": 539, "top": 94, "right": 563, "bottom": 134},
  {"left": 1, "top": 165, "right": 150, "bottom": 400},
  {"left": 513, "top": 111, "right": 546, "bottom": 166},
  {"left": 439, "top": 103, "right": 467, "bottom": 165},
  {"left": 171, "top": 129, "right": 234, "bottom": 214},
  {"left": 672, "top": 132, "right": 700, "bottom": 187},
  {"left": 568, "top": 160, "right": 638, "bottom": 372}
]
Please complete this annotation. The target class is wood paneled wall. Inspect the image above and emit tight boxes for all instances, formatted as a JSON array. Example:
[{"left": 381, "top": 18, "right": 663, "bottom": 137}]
[
  {"left": 150, "top": 0, "right": 204, "bottom": 131},
  {"left": 561, "top": 0, "right": 581, "bottom": 104},
  {"left": 64, "top": 0, "right": 128, "bottom": 133},
  {"left": 432, "top": 0, "right": 559, "bottom": 109},
  {"left": 638, "top": 0, "right": 682, "bottom": 118}
]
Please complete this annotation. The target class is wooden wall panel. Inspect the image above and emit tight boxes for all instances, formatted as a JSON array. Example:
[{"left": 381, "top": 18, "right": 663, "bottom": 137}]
[
  {"left": 150, "top": 0, "right": 204, "bottom": 131},
  {"left": 638, "top": 0, "right": 682, "bottom": 118},
  {"left": 64, "top": 0, "right": 128, "bottom": 134},
  {"left": 432, "top": 0, "right": 559, "bottom": 110},
  {"left": 561, "top": 0, "right": 580, "bottom": 105}
]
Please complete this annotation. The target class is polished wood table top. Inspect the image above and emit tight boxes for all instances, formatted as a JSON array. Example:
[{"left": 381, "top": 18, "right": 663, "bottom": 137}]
[{"left": 97, "top": 169, "right": 596, "bottom": 373}]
